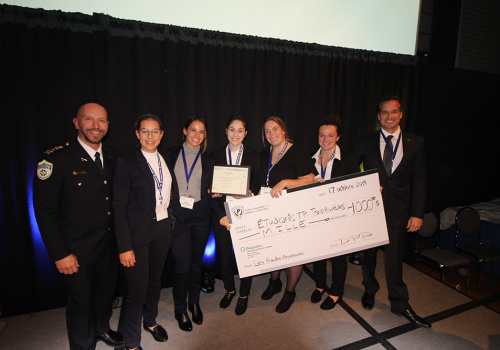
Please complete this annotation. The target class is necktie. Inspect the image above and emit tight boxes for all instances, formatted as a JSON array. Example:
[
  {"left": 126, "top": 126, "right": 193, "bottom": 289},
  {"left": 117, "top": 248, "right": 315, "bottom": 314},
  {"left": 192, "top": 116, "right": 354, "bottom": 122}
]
[
  {"left": 95, "top": 152, "right": 103, "bottom": 173},
  {"left": 382, "top": 135, "right": 394, "bottom": 176}
]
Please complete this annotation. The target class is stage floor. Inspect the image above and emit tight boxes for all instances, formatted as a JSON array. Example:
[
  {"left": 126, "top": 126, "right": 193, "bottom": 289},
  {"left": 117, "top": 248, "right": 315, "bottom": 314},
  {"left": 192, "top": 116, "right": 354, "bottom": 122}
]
[{"left": 1, "top": 250, "right": 499, "bottom": 350}]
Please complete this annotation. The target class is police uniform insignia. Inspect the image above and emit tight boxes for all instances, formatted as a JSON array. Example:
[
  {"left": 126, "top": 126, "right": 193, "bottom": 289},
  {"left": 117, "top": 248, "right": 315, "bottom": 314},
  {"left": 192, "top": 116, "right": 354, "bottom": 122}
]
[{"left": 37, "top": 159, "right": 53, "bottom": 180}]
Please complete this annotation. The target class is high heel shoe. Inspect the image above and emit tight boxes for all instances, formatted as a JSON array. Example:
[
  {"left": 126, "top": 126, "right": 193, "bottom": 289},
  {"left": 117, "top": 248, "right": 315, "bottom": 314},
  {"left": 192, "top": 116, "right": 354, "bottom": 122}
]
[
  {"left": 175, "top": 311, "right": 192, "bottom": 332},
  {"left": 188, "top": 303, "right": 203, "bottom": 325}
]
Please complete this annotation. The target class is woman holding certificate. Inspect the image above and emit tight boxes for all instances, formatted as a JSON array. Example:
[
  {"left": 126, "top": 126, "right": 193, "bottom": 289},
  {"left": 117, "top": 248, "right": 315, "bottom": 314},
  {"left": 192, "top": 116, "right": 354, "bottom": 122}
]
[
  {"left": 164, "top": 116, "right": 226, "bottom": 332},
  {"left": 258, "top": 116, "right": 317, "bottom": 313},
  {"left": 212, "top": 116, "right": 260, "bottom": 315},
  {"left": 113, "top": 114, "right": 181, "bottom": 350},
  {"left": 310, "top": 116, "right": 359, "bottom": 310}
]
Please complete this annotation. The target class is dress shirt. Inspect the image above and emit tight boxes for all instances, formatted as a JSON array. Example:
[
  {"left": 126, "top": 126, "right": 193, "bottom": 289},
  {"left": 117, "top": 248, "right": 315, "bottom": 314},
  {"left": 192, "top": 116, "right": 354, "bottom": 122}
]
[{"left": 379, "top": 126, "right": 403, "bottom": 173}]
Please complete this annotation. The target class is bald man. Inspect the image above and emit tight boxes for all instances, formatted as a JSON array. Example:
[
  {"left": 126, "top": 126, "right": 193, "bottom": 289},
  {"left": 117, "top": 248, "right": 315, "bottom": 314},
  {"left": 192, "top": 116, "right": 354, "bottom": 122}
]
[{"left": 34, "top": 103, "right": 123, "bottom": 349}]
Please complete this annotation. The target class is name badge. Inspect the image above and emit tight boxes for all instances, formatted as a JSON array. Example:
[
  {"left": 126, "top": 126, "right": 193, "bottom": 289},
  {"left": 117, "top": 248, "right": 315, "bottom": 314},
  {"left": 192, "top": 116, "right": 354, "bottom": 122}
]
[
  {"left": 260, "top": 187, "right": 272, "bottom": 195},
  {"left": 156, "top": 201, "right": 169, "bottom": 221},
  {"left": 180, "top": 193, "right": 195, "bottom": 209}
]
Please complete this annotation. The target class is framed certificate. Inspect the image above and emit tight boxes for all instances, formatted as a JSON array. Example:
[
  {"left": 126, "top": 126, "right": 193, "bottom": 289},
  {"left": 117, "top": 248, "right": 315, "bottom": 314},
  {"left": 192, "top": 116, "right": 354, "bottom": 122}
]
[{"left": 211, "top": 165, "right": 251, "bottom": 197}]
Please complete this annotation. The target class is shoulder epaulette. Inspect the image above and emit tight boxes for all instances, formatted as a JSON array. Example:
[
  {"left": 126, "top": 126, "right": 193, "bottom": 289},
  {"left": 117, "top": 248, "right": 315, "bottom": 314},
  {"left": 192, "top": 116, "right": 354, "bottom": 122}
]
[{"left": 44, "top": 142, "right": 70, "bottom": 155}]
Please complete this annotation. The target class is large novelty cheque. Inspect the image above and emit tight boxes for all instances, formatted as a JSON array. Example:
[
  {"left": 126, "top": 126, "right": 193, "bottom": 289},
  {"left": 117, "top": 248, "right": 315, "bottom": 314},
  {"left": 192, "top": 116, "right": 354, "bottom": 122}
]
[{"left": 224, "top": 170, "right": 389, "bottom": 278}]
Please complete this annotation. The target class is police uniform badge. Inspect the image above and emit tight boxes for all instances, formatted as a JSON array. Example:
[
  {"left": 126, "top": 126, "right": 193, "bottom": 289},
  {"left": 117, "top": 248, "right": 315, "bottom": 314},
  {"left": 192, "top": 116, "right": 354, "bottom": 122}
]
[{"left": 37, "top": 159, "right": 53, "bottom": 180}]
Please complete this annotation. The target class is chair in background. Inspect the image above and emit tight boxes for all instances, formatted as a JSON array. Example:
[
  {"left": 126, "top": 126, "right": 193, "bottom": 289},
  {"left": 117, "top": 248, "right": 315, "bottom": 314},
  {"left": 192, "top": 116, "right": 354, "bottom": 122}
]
[
  {"left": 415, "top": 212, "right": 470, "bottom": 291},
  {"left": 455, "top": 207, "right": 500, "bottom": 292}
]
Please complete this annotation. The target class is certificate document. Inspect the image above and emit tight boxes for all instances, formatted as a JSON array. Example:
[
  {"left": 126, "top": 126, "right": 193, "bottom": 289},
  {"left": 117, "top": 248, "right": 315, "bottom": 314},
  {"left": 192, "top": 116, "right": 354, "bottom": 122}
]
[
  {"left": 224, "top": 170, "right": 389, "bottom": 278},
  {"left": 211, "top": 165, "right": 250, "bottom": 197}
]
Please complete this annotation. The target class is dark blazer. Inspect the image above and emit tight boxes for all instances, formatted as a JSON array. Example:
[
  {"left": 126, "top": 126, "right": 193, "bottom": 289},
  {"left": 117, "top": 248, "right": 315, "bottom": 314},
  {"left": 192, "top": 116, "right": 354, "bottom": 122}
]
[
  {"left": 164, "top": 145, "right": 226, "bottom": 222},
  {"left": 212, "top": 146, "right": 261, "bottom": 197},
  {"left": 322, "top": 149, "right": 360, "bottom": 180},
  {"left": 33, "top": 141, "right": 119, "bottom": 266},
  {"left": 113, "top": 149, "right": 182, "bottom": 254},
  {"left": 354, "top": 130, "right": 426, "bottom": 227}
]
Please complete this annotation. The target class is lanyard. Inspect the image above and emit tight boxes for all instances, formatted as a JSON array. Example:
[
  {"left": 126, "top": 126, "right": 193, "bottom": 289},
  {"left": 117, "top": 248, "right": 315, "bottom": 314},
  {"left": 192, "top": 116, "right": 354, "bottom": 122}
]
[
  {"left": 181, "top": 147, "right": 201, "bottom": 191},
  {"left": 146, "top": 153, "right": 164, "bottom": 202},
  {"left": 381, "top": 130, "right": 402, "bottom": 160},
  {"left": 227, "top": 145, "right": 244, "bottom": 165},
  {"left": 266, "top": 141, "right": 288, "bottom": 186},
  {"left": 320, "top": 149, "right": 336, "bottom": 179}
]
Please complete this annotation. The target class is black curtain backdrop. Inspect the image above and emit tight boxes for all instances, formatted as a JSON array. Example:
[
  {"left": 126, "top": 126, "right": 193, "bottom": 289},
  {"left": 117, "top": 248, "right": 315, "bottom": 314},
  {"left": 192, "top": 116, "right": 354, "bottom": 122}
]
[{"left": 1, "top": 4, "right": 498, "bottom": 317}]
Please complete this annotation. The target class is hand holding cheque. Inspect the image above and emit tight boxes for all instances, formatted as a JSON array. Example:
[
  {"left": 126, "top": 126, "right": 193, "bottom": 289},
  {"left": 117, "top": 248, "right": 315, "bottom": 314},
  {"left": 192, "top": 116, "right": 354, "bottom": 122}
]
[{"left": 224, "top": 170, "right": 389, "bottom": 278}]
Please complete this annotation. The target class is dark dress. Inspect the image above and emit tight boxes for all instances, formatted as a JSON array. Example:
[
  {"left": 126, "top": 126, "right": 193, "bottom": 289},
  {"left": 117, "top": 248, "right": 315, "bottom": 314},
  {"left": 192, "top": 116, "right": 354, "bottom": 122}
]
[
  {"left": 211, "top": 146, "right": 261, "bottom": 296},
  {"left": 258, "top": 144, "right": 317, "bottom": 188}
]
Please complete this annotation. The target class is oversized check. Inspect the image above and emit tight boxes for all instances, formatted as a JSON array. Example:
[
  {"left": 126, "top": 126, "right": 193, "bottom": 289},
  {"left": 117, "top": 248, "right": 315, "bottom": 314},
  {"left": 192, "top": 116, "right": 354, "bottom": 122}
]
[{"left": 224, "top": 170, "right": 389, "bottom": 278}]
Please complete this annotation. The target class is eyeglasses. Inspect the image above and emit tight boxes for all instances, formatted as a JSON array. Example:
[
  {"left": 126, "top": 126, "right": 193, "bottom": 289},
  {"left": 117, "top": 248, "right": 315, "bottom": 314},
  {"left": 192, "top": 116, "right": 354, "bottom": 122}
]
[{"left": 139, "top": 129, "right": 162, "bottom": 137}]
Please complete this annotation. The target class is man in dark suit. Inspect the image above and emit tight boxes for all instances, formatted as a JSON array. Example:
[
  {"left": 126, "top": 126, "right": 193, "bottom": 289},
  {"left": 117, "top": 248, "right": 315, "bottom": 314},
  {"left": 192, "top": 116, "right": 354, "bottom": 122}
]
[
  {"left": 33, "top": 103, "right": 124, "bottom": 349},
  {"left": 354, "top": 95, "right": 431, "bottom": 328}
]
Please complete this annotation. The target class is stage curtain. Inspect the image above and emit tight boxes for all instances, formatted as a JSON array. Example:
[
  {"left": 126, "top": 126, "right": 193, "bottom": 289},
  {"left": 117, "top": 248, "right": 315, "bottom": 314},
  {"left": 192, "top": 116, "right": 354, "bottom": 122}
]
[{"left": 0, "top": 4, "right": 422, "bottom": 316}]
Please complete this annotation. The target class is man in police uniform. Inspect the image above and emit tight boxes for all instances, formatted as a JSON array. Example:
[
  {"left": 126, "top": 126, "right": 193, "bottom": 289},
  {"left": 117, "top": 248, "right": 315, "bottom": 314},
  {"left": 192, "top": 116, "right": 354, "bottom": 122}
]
[{"left": 33, "top": 103, "right": 123, "bottom": 349}]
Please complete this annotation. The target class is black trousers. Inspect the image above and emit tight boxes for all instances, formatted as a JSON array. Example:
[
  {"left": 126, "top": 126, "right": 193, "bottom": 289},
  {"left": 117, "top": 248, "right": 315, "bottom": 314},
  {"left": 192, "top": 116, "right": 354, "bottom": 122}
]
[
  {"left": 212, "top": 212, "right": 252, "bottom": 297},
  {"left": 171, "top": 202, "right": 211, "bottom": 313},
  {"left": 312, "top": 254, "right": 347, "bottom": 297},
  {"left": 65, "top": 255, "right": 117, "bottom": 350},
  {"left": 120, "top": 218, "right": 171, "bottom": 348},
  {"left": 362, "top": 224, "right": 409, "bottom": 311}
]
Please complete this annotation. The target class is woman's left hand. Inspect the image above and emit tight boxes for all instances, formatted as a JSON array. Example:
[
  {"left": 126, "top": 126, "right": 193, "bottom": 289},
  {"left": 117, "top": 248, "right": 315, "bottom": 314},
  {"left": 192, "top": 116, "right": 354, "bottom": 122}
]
[
  {"left": 270, "top": 180, "right": 287, "bottom": 198},
  {"left": 120, "top": 250, "right": 136, "bottom": 267},
  {"left": 220, "top": 216, "right": 231, "bottom": 230}
]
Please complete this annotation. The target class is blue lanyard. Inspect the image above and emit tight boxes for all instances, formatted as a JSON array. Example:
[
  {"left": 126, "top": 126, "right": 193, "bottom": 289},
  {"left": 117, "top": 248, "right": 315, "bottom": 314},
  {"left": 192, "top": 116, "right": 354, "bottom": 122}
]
[
  {"left": 146, "top": 153, "right": 164, "bottom": 202},
  {"left": 181, "top": 147, "right": 201, "bottom": 191},
  {"left": 266, "top": 141, "right": 288, "bottom": 186},
  {"left": 320, "top": 149, "right": 336, "bottom": 179},
  {"left": 227, "top": 145, "right": 244, "bottom": 165},
  {"left": 381, "top": 130, "right": 402, "bottom": 160}
]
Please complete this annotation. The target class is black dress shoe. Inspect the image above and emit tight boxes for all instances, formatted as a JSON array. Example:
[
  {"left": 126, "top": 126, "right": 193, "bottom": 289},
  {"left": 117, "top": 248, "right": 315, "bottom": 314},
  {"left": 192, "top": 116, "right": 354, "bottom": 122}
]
[
  {"left": 361, "top": 292, "right": 375, "bottom": 310},
  {"left": 96, "top": 329, "right": 124, "bottom": 347},
  {"left": 261, "top": 278, "right": 282, "bottom": 300},
  {"left": 143, "top": 324, "right": 168, "bottom": 342},
  {"left": 320, "top": 295, "right": 341, "bottom": 310},
  {"left": 235, "top": 296, "right": 248, "bottom": 315},
  {"left": 220, "top": 291, "right": 236, "bottom": 308},
  {"left": 175, "top": 311, "right": 193, "bottom": 332},
  {"left": 188, "top": 303, "right": 203, "bottom": 325},
  {"left": 310, "top": 288, "right": 326, "bottom": 303},
  {"left": 118, "top": 347, "right": 143, "bottom": 350},
  {"left": 276, "top": 290, "right": 296, "bottom": 313},
  {"left": 392, "top": 308, "right": 432, "bottom": 328}
]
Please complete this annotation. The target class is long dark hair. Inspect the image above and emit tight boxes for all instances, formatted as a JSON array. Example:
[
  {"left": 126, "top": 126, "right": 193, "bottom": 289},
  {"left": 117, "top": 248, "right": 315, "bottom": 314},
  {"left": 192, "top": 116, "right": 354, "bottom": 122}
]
[{"left": 183, "top": 116, "right": 208, "bottom": 153}]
